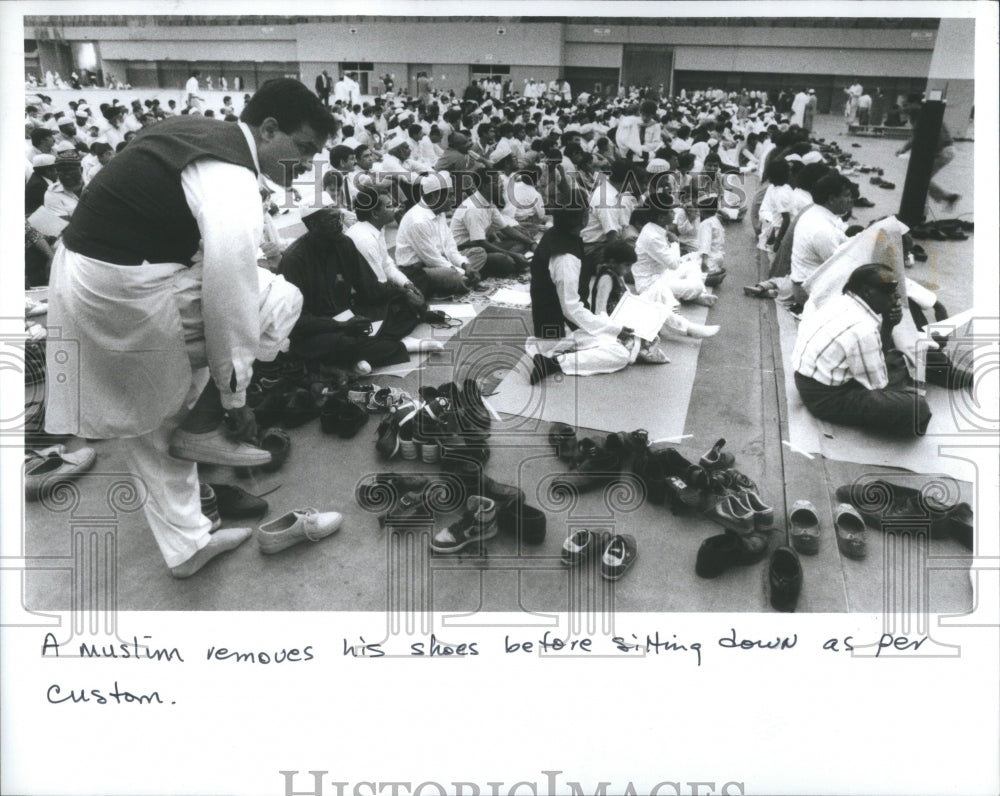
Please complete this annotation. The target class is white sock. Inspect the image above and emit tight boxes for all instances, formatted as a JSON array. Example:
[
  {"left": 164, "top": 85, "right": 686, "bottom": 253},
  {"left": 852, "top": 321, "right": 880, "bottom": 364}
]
[{"left": 401, "top": 337, "right": 445, "bottom": 353}]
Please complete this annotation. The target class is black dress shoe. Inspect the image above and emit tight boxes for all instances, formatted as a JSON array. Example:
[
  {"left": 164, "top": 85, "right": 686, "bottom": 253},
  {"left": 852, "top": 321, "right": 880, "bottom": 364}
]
[
  {"left": 769, "top": 546, "right": 803, "bottom": 612},
  {"left": 695, "top": 533, "right": 743, "bottom": 578},
  {"left": 335, "top": 401, "right": 369, "bottom": 439},
  {"left": 209, "top": 483, "right": 269, "bottom": 519}
]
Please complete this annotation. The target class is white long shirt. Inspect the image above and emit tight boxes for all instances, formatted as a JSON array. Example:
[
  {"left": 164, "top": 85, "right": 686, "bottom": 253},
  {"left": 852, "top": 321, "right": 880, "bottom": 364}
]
[
  {"left": 395, "top": 202, "right": 467, "bottom": 271},
  {"left": 550, "top": 253, "right": 621, "bottom": 338},
  {"left": 790, "top": 203, "right": 847, "bottom": 285},
  {"left": 345, "top": 220, "right": 410, "bottom": 287}
]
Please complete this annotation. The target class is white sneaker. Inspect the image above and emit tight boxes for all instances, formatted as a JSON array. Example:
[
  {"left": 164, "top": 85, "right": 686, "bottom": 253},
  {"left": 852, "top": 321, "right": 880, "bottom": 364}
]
[
  {"left": 169, "top": 426, "right": 272, "bottom": 467},
  {"left": 257, "top": 508, "right": 343, "bottom": 554}
]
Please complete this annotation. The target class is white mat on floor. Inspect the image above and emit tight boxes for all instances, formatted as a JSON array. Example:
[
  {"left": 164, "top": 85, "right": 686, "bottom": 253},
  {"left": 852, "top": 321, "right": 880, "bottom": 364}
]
[
  {"left": 488, "top": 304, "right": 711, "bottom": 438},
  {"left": 369, "top": 303, "right": 483, "bottom": 378},
  {"left": 777, "top": 307, "right": 975, "bottom": 481}
]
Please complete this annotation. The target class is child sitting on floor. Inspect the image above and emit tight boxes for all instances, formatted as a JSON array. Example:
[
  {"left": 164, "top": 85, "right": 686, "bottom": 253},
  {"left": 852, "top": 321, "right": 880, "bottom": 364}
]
[
  {"left": 591, "top": 241, "right": 670, "bottom": 364},
  {"left": 695, "top": 193, "right": 727, "bottom": 284}
]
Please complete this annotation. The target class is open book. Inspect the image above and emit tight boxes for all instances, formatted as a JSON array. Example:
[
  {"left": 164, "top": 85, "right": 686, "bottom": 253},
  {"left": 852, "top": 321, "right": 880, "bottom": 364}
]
[{"left": 608, "top": 292, "right": 674, "bottom": 342}]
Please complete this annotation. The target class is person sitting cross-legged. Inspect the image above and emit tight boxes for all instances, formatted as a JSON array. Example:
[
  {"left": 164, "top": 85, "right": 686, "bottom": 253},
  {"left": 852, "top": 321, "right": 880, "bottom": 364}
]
[
  {"left": 527, "top": 191, "right": 640, "bottom": 384},
  {"left": 449, "top": 167, "right": 536, "bottom": 277},
  {"left": 278, "top": 206, "right": 413, "bottom": 373},
  {"left": 792, "top": 262, "right": 932, "bottom": 437}
]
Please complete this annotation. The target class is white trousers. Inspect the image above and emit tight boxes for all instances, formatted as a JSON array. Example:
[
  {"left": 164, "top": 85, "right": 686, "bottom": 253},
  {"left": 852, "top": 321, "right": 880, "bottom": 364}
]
[
  {"left": 638, "top": 256, "right": 707, "bottom": 303},
  {"left": 529, "top": 331, "right": 637, "bottom": 376}
]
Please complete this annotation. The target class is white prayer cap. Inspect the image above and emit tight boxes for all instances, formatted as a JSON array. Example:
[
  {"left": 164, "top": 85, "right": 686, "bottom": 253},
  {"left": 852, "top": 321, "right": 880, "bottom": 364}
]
[
  {"left": 489, "top": 138, "right": 514, "bottom": 165},
  {"left": 784, "top": 153, "right": 804, "bottom": 163},
  {"left": 670, "top": 139, "right": 691, "bottom": 154},
  {"left": 54, "top": 139, "right": 77, "bottom": 153},
  {"left": 801, "top": 151, "right": 825, "bottom": 165},
  {"left": 564, "top": 123, "right": 582, "bottom": 133},
  {"left": 32, "top": 153, "right": 56, "bottom": 167},
  {"left": 386, "top": 134, "right": 410, "bottom": 154},
  {"left": 646, "top": 158, "right": 671, "bottom": 174},
  {"left": 419, "top": 171, "right": 451, "bottom": 195},
  {"left": 707, "top": 137, "right": 719, "bottom": 147}
]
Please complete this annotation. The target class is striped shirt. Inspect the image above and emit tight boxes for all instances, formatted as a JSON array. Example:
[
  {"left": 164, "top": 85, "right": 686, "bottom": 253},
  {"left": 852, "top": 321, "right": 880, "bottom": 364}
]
[{"left": 792, "top": 293, "right": 888, "bottom": 390}]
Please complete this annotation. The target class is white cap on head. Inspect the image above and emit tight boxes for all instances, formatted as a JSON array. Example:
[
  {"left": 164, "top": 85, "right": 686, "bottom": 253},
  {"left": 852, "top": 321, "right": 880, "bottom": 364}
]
[
  {"left": 489, "top": 138, "right": 513, "bottom": 165},
  {"left": 646, "top": 158, "right": 670, "bottom": 174},
  {"left": 801, "top": 151, "right": 825, "bottom": 164},
  {"left": 32, "top": 153, "right": 56, "bottom": 167},
  {"left": 784, "top": 153, "right": 804, "bottom": 163},
  {"left": 707, "top": 137, "right": 719, "bottom": 147},
  {"left": 419, "top": 171, "right": 451, "bottom": 196}
]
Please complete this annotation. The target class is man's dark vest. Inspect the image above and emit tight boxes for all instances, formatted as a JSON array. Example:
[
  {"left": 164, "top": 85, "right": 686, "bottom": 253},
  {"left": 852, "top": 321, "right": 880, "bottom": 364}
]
[
  {"left": 63, "top": 116, "right": 257, "bottom": 266},
  {"left": 529, "top": 227, "right": 583, "bottom": 339}
]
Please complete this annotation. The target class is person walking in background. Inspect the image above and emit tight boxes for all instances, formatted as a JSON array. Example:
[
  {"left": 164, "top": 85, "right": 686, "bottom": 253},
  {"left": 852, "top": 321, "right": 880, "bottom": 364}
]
[
  {"left": 185, "top": 70, "right": 204, "bottom": 112},
  {"left": 896, "top": 100, "right": 961, "bottom": 210}
]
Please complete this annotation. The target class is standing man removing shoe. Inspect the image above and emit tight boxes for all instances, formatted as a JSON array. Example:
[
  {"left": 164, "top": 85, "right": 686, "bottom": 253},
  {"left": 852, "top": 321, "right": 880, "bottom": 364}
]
[{"left": 45, "top": 79, "right": 337, "bottom": 578}]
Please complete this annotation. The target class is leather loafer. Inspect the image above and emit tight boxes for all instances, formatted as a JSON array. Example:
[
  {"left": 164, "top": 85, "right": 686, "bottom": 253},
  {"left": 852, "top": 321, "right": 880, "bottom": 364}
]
[
  {"left": 769, "top": 546, "right": 803, "bottom": 612},
  {"left": 257, "top": 508, "right": 343, "bottom": 554},
  {"left": 548, "top": 422, "right": 578, "bottom": 463},
  {"left": 498, "top": 502, "right": 546, "bottom": 545},
  {"left": 695, "top": 533, "right": 742, "bottom": 578},
  {"left": 209, "top": 483, "right": 269, "bottom": 520},
  {"left": 789, "top": 499, "right": 821, "bottom": 555},
  {"left": 169, "top": 426, "right": 271, "bottom": 467},
  {"left": 335, "top": 401, "right": 368, "bottom": 439},
  {"left": 834, "top": 503, "right": 867, "bottom": 560}
]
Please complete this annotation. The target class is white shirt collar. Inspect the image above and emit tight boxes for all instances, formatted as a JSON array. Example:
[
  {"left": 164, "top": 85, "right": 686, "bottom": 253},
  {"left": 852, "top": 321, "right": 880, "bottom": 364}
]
[{"left": 236, "top": 121, "right": 261, "bottom": 175}]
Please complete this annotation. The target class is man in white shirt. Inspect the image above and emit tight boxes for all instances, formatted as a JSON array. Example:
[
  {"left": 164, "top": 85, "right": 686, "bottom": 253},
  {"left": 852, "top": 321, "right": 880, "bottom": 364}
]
[
  {"left": 579, "top": 161, "right": 634, "bottom": 303},
  {"left": 790, "top": 172, "right": 854, "bottom": 304},
  {"left": 450, "top": 169, "right": 535, "bottom": 276},
  {"left": 793, "top": 263, "right": 931, "bottom": 436},
  {"left": 185, "top": 70, "right": 203, "bottom": 111},
  {"left": 346, "top": 185, "right": 420, "bottom": 295},
  {"left": 395, "top": 171, "right": 484, "bottom": 296},
  {"left": 45, "top": 79, "right": 335, "bottom": 578}
]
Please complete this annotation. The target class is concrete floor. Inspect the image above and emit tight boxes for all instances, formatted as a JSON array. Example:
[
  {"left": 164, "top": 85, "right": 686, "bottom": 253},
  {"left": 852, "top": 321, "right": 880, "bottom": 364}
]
[{"left": 21, "top": 114, "right": 977, "bottom": 613}]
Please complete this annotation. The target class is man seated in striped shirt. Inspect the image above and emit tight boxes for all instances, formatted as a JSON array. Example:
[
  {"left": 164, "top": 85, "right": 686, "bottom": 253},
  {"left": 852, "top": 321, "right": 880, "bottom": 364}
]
[{"left": 791, "top": 263, "right": 931, "bottom": 437}]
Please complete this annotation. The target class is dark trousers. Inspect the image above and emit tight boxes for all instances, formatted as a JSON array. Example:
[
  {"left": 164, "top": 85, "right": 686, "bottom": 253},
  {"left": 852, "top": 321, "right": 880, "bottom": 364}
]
[{"left": 795, "top": 351, "right": 932, "bottom": 437}]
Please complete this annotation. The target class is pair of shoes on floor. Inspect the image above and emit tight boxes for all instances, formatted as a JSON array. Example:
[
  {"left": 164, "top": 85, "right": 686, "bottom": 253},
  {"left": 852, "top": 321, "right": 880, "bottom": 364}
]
[
  {"left": 834, "top": 480, "right": 972, "bottom": 550},
  {"left": 256, "top": 507, "right": 343, "bottom": 554},
  {"left": 561, "top": 529, "right": 638, "bottom": 581},
  {"left": 707, "top": 491, "right": 774, "bottom": 532},
  {"left": 634, "top": 448, "right": 704, "bottom": 511},
  {"left": 743, "top": 281, "right": 779, "bottom": 299},
  {"left": 788, "top": 499, "right": 867, "bottom": 559},
  {"left": 24, "top": 444, "right": 98, "bottom": 501},
  {"left": 870, "top": 176, "right": 896, "bottom": 190},
  {"left": 853, "top": 196, "right": 876, "bottom": 208},
  {"left": 550, "top": 426, "right": 649, "bottom": 494}
]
